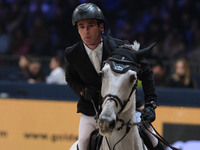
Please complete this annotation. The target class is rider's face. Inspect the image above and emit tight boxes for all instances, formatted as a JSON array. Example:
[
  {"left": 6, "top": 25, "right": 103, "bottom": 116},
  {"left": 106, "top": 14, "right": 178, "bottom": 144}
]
[{"left": 77, "top": 19, "right": 104, "bottom": 49}]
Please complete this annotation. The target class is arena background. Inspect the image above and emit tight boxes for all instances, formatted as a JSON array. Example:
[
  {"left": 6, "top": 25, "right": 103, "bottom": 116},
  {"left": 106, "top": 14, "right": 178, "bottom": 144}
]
[{"left": 1, "top": 0, "right": 200, "bottom": 150}]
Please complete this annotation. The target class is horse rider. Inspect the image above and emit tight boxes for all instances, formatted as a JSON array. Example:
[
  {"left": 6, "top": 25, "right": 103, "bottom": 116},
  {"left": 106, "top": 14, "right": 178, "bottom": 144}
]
[{"left": 64, "top": 3, "right": 164, "bottom": 150}]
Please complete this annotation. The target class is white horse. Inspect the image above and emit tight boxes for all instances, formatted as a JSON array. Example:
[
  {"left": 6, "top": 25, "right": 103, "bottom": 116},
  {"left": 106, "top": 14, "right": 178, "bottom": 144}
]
[
  {"left": 99, "top": 63, "right": 146, "bottom": 150},
  {"left": 70, "top": 41, "right": 156, "bottom": 150},
  {"left": 98, "top": 41, "right": 158, "bottom": 150}
]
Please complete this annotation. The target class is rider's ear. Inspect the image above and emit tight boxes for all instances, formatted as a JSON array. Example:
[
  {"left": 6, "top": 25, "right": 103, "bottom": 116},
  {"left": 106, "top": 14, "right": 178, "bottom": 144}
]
[{"left": 99, "top": 23, "right": 104, "bottom": 31}]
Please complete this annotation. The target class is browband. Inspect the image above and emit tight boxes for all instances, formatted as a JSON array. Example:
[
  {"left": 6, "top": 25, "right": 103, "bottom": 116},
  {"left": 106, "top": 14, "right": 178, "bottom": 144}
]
[{"left": 104, "top": 57, "right": 139, "bottom": 74}]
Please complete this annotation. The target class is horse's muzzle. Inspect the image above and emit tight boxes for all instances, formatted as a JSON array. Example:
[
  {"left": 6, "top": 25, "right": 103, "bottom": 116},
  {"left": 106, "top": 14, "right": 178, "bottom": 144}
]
[{"left": 99, "top": 115, "right": 116, "bottom": 136}]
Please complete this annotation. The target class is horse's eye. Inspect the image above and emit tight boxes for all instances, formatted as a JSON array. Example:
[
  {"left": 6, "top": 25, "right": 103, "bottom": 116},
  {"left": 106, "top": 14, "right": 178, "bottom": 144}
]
[{"left": 130, "top": 75, "right": 135, "bottom": 83}]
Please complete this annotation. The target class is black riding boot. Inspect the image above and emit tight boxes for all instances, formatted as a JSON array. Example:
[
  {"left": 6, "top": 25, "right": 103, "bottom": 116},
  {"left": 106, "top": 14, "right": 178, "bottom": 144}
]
[{"left": 153, "top": 142, "right": 165, "bottom": 150}]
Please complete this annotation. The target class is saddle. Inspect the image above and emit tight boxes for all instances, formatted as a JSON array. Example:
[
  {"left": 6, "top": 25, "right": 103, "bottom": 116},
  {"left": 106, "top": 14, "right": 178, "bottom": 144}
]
[{"left": 88, "top": 129, "right": 103, "bottom": 150}]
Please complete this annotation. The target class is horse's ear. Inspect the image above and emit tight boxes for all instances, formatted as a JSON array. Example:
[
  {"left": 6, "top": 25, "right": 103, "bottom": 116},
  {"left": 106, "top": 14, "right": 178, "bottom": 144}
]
[{"left": 134, "top": 42, "right": 156, "bottom": 58}]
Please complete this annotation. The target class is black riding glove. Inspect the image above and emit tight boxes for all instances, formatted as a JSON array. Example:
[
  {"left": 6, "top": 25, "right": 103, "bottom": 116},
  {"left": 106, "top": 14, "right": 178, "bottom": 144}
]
[
  {"left": 141, "top": 101, "right": 157, "bottom": 122},
  {"left": 141, "top": 106, "right": 155, "bottom": 122},
  {"left": 82, "top": 87, "right": 98, "bottom": 101}
]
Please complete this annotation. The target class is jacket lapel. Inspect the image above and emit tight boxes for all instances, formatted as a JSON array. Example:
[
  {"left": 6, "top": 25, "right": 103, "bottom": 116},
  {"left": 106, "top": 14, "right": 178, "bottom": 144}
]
[{"left": 78, "top": 42, "right": 100, "bottom": 74}]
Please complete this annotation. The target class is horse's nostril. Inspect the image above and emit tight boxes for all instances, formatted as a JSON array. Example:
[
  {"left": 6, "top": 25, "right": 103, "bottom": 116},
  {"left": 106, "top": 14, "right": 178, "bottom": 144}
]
[{"left": 109, "top": 120, "right": 116, "bottom": 129}]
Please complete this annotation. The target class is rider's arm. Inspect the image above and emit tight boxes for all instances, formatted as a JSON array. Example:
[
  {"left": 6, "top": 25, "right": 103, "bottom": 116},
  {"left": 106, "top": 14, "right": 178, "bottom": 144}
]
[
  {"left": 138, "top": 58, "right": 157, "bottom": 122},
  {"left": 64, "top": 48, "right": 85, "bottom": 96},
  {"left": 138, "top": 58, "right": 157, "bottom": 105}
]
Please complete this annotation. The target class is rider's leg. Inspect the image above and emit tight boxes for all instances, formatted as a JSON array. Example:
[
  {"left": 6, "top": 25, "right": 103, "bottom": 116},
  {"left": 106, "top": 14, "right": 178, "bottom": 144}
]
[
  {"left": 78, "top": 114, "right": 98, "bottom": 150},
  {"left": 141, "top": 123, "right": 158, "bottom": 147},
  {"left": 136, "top": 110, "right": 164, "bottom": 150},
  {"left": 140, "top": 123, "right": 164, "bottom": 150}
]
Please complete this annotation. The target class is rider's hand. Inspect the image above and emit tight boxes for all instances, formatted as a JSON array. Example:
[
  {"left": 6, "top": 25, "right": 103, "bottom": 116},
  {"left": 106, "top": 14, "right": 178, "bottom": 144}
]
[
  {"left": 141, "top": 106, "right": 155, "bottom": 122},
  {"left": 82, "top": 87, "right": 98, "bottom": 101},
  {"left": 141, "top": 101, "right": 157, "bottom": 122}
]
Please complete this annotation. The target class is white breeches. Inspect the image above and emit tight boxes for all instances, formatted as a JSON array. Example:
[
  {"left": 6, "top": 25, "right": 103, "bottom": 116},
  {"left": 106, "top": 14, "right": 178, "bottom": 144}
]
[{"left": 78, "top": 114, "right": 98, "bottom": 150}]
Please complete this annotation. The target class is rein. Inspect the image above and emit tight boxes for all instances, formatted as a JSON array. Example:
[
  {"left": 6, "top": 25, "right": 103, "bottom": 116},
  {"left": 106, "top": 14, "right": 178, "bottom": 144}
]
[
  {"left": 144, "top": 124, "right": 180, "bottom": 150},
  {"left": 136, "top": 109, "right": 181, "bottom": 150},
  {"left": 111, "top": 119, "right": 180, "bottom": 150}
]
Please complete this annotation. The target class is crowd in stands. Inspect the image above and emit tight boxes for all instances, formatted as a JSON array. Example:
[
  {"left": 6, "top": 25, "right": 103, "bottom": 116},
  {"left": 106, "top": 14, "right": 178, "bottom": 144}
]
[
  {"left": 5, "top": 54, "right": 66, "bottom": 85},
  {"left": 0, "top": 0, "right": 200, "bottom": 88},
  {"left": 152, "top": 58, "right": 197, "bottom": 88}
]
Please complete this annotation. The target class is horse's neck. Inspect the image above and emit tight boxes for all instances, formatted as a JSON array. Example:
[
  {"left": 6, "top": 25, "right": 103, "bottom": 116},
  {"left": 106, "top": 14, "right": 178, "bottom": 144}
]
[{"left": 101, "top": 94, "right": 144, "bottom": 150}]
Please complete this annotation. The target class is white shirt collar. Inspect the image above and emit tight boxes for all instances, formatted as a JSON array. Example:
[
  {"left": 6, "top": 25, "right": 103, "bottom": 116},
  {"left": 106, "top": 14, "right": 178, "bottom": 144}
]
[
  {"left": 83, "top": 41, "right": 103, "bottom": 65},
  {"left": 83, "top": 41, "right": 103, "bottom": 56}
]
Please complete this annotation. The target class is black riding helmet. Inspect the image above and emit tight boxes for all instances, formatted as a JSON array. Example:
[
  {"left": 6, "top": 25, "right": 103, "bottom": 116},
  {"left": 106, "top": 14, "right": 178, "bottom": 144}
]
[{"left": 72, "top": 3, "right": 105, "bottom": 27}]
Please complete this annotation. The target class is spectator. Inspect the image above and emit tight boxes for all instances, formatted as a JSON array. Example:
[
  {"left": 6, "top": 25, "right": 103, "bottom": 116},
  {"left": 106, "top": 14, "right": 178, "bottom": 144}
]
[
  {"left": 17, "top": 55, "right": 31, "bottom": 80},
  {"left": 7, "top": 55, "right": 31, "bottom": 81},
  {"left": 46, "top": 56, "right": 66, "bottom": 85},
  {"left": 152, "top": 61, "right": 167, "bottom": 87},
  {"left": 167, "top": 58, "right": 197, "bottom": 88},
  {"left": 28, "top": 57, "right": 45, "bottom": 84}
]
